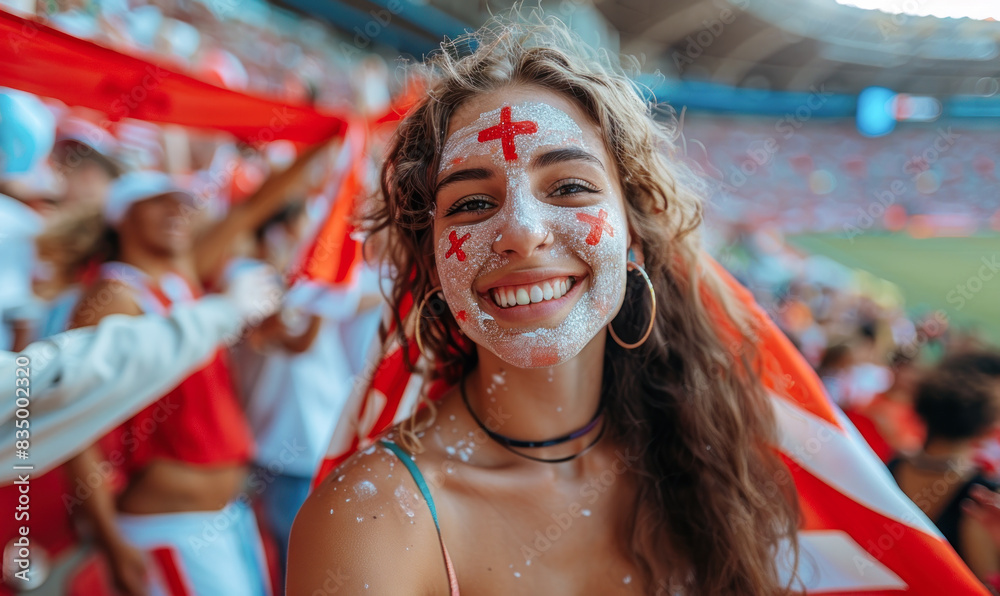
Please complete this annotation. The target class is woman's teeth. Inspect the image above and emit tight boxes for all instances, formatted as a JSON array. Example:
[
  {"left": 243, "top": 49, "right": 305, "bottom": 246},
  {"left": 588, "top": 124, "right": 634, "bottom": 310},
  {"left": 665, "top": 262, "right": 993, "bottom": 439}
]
[{"left": 490, "top": 277, "right": 576, "bottom": 308}]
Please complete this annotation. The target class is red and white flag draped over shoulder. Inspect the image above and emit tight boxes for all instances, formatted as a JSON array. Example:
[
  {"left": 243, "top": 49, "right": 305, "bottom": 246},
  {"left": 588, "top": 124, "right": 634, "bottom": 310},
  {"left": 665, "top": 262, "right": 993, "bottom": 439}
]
[{"left": 313, "top": 258, "right": 988, "bottom": 595}]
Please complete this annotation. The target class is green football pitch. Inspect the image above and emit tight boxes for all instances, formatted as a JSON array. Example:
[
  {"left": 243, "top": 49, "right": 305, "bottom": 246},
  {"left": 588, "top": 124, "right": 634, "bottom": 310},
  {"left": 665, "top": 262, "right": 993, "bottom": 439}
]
[{"left": 787, "top": 233, "right": 1000, "bottom": 345}]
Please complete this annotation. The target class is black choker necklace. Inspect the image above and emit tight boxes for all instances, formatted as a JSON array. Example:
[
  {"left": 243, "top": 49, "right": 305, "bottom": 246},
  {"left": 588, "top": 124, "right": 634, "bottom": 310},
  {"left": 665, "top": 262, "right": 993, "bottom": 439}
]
[{"left": 460, "top": 375, "right": 606, "bottom": 464}]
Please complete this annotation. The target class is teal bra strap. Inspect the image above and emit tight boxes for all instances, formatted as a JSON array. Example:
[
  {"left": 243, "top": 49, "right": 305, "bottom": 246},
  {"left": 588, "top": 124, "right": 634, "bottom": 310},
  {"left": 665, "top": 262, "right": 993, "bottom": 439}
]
[{"left": 380, "top": 440, "right": 442, "bottom": 532}]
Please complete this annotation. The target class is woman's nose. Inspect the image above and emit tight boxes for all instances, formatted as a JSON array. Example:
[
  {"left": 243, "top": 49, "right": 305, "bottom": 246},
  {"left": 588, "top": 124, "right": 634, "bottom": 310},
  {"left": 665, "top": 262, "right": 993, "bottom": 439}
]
[{"left": 491, "top": 193, "right": 553, "bottom": 259}]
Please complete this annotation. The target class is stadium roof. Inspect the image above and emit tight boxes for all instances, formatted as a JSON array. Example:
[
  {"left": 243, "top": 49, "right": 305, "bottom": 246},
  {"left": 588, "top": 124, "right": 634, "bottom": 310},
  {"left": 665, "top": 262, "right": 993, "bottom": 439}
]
[
  {"left": 596, "top": 0, "right": 1000, "bottom": 95},
  {"left": 280, "top": 0, "right": 1000, "bottom": 96}
]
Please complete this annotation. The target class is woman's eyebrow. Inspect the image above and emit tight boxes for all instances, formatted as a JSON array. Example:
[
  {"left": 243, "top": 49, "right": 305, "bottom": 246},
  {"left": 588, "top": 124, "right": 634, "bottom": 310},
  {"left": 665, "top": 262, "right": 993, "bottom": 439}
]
[
  {"left": 436, "top": 167, "right": 494, "bottom": 191},
  {"left": 531, "top": 148, "right": 605, "bottom": 171}
]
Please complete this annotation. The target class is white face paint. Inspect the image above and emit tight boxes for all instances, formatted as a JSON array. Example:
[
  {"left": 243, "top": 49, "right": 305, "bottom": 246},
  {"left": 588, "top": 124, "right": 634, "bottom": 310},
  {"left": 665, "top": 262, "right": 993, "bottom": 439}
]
[{"left": 434, "top": 101, "right": 627, "bottom": 369}]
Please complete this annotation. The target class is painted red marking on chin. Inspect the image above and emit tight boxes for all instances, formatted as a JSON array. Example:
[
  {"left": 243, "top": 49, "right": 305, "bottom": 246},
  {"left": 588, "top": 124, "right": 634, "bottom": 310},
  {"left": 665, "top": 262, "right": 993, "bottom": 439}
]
[
  {"left": 576, "top": 209, "right": 614, "bottom": 246},
  {"left": 455, "top": 310, "right": 467, "bottom": 322},
  {"left": 445, "top": 230, "right": 471, "bottom": 261},
  {"left": 476, "top": 106, "right": 538, "bottom": 161},
  {"left": 530, "top": 347, "right": 561, "bottom": 368}
]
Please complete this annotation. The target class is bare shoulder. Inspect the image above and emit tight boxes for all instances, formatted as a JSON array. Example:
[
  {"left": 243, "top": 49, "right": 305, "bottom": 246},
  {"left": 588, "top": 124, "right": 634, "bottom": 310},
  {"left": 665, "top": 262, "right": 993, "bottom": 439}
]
[
  {"left": 287, "top": 441, "right": 445, "bottom": 596},
  {"left": 69, "top": 279, "right": 142, "bottom": 328}
]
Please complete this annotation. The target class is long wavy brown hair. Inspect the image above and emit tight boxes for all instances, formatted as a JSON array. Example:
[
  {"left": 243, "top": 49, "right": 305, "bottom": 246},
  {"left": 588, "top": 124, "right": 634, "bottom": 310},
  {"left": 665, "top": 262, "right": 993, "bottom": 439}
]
[{"left": 366, "top": 12, "right": 801, "bottom": 595}]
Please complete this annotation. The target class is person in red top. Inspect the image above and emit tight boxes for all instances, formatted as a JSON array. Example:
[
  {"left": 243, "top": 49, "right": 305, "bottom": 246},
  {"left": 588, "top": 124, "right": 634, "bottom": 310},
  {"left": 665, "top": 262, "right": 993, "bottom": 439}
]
[
  {"left": 859, "top": 351, "right": 926, "bottom": 458},
  {"left": 64, "top": 171, "right": 270, "bottom": 596}
]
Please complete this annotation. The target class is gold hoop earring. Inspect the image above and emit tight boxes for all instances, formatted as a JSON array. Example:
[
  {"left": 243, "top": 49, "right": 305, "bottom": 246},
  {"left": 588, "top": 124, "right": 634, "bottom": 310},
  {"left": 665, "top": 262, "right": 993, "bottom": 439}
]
[
  {"left": 608, "top": 261, "right": 656, "bottom": 350},
  {"left": 414, "top": 285, "right": 444, "bottom": 360}
]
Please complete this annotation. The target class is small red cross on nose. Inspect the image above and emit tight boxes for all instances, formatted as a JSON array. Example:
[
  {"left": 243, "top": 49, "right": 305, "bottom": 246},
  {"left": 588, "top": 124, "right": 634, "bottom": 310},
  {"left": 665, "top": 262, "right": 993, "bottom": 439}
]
[
  {"left": 445, "top": 230, "right": 471, "bottom": 261},
  {"left": 576, "top": 209, "right": 614, "bottom": 246},
  {"left": 477, "top": 106, "right": 538, "bottom": 161}
]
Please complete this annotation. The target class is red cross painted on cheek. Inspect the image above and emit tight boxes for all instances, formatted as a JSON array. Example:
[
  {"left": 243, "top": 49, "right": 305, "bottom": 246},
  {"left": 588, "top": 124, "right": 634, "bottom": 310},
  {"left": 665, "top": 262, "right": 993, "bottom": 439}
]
[
  {"left": 455, "top": 310, "right": 467, "bottom": 322},
  {"left": 576, "top": 209, "right": 615, "bottom": 246},
  {"left": 476, "top": 106, "right": 538, "bottom": 161},
  {"left": 445, "top": 230, "right": 471, "bottom": 261}
]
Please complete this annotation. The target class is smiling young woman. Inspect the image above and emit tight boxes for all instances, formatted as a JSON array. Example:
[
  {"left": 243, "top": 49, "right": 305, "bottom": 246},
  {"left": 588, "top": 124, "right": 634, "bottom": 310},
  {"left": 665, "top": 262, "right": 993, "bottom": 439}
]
[{"left": 288, "top": 15, "right": 800, "bottom": 596}]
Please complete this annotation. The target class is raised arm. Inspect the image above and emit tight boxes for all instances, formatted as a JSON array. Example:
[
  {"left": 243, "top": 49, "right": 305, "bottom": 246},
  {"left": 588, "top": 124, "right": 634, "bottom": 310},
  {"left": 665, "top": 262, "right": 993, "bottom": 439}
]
[
  {"left": 0, "top": 266, "right": 280, "bottom": 480},
  {"left": 254, "top": 313, "right": 323, "bottom": 354},
  {"left": 193, "top": 138, "right": 338, "bottom": 283}
]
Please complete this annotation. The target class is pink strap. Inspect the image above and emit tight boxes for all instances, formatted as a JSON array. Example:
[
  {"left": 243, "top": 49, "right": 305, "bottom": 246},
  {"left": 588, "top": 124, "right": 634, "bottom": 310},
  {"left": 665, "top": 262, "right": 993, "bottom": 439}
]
[{"left": 441, "top": 543, "right": 460, "bottom": 596}]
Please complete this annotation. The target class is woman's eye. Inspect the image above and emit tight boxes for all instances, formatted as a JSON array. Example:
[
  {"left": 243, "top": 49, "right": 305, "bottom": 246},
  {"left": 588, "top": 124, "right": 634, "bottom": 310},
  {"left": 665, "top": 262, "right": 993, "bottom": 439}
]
[
  {"left": 446, "top": 197, "right": 495, "bottom": 215},
  {"left": 551, "top": 180, "right": 599, "bottom": 197}
]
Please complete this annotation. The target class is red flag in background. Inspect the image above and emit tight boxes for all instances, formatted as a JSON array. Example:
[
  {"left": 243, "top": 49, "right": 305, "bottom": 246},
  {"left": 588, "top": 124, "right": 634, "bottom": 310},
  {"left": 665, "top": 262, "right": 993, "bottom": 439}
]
[
  {"left": 0, "top": 6, "right": 419, "bottom": 290},
  {"left": 0, "top": 10, "right": 346, "bottom": 144},
  {"left": 288, "top": 82, "right": 424, "bottom": 289},
  {"left": 375, "top": 79, "right": 425, "bottom": 125},
  {"left": 288, "top": 120, "right": 367, "bottom": 288}
]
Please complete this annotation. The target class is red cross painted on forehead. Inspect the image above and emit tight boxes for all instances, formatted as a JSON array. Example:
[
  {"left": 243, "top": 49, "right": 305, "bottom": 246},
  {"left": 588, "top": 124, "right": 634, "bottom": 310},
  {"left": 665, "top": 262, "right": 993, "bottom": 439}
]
[
  {"left": 477, "top": 106, "right": 538, "bottom": 161},
  {"left": 576, "top": 209, "right": 614, "bottom": 246},
  {"left": 445, "top": 230, "right": 471, "bottom": 261}
]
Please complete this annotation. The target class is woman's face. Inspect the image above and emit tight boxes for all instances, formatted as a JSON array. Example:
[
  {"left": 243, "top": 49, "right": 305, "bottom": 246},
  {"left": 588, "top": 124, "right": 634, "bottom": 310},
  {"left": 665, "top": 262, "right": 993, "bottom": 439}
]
[{"left": 432, "top": 86, "right": 630, "bottom": 368}]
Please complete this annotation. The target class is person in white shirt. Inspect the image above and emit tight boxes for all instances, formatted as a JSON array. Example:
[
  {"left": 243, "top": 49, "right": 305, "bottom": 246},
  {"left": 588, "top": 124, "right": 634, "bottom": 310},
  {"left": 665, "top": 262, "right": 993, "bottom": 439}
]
[
  {"left": 245, "top": 283, "right": 355, "bottom": 576},
  {"left": 0, "top": 89, "right": 53, "bottom": 351},
  {"left": 239, "top": 203, "right": 383, "bottom": 579},
  {"left": 245, "top": 279, "right": 383, "bottom": 577},
  {"left": 0, "top": 264, "right": 280, "bottom": 483},
  {"left": 0, "top": 193, "right": 43, "bottom": 351}
]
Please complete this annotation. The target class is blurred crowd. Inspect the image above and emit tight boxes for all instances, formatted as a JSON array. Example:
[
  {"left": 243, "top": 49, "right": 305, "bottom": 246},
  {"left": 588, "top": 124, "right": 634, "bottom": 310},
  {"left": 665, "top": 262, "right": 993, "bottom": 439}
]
[
  {"left": 712, "top": 201, "right": 1000, "bottom": 585},
  {"left": 0, "top": 91, "right": 387, "bottom": 592},
  {"left": 686, "top": 115, "right": 1000, "bottom": 235},
  {"left": 713, "top": 208, "right": 1000, "bottom": 470},
  {"left": 0, "top": 2, "right": 393, "bottom": 586}
]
